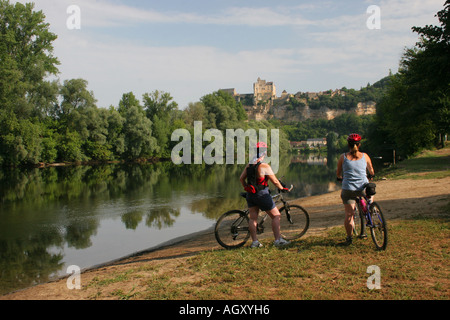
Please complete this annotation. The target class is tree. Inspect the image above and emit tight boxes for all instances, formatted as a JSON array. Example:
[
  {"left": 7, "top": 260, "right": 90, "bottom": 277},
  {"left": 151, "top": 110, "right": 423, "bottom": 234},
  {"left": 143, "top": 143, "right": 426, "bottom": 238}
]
[
  {"left": 56, "top": 79, "right": 97, "bottom": 119},
  {"left": 123, "top": 105, "right": 158, "bottom": 159},
  {"left": 105, "top": 107, "right": 126, "bottom": 159},
  {"left": 143, "top": 90, "right": 178, "bottom": 156},
  {"left": 52, "top": 79, "right": 114, "bottom": 161},
  {"left": 183, "top": 102, "right": 209, "bottom": 127},
  {"left": 143, "top": 90, "right": 178, "bottom": 120},
  {"left": 118, "top": 92, "right": 141, "bottom": 116},
  {"left": 200, "top": 90, "right": 246, "bottom": 130},
  {"left": 0, "top": 0, "right": 59, "bottom": 118},
  {"left": 0, "top": 0, "right": 61, "bottom": 166},
  {"left": 0, "top": 109, "right": 43, "bottom": 165},
  {"left": 407, "top": 0, "right": 450, "bottom": 147},
  {"left": 370, "top": 1, "right": 450, "bottom": 157},
  {"left": 56, "top": 128, "right": 86, "bottom": 162}
]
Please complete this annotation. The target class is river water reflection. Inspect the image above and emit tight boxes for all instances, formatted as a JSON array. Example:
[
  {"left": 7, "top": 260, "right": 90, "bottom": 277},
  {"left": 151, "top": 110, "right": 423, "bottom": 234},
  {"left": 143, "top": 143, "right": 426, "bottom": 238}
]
[{"left": 0, "top": 154, "right": 339, "bottom": 295}]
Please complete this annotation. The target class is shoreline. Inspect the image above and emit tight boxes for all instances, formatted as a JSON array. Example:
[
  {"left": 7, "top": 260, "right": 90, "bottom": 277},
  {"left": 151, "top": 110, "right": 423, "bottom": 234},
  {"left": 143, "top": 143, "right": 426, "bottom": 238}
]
[
  {"left": 2, "top": 176, "right": 449, "bottom": 300},
  {"left": 0, "top": 226, "right": 218, "bottom": 298},
  {"left": 75, "top": 226, "right": 217, "bottom": 277}
]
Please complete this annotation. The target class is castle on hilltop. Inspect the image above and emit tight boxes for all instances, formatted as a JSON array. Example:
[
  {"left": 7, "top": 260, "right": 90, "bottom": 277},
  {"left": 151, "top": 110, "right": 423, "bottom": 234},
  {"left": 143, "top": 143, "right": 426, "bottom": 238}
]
[
  {"left": 219, "top": 78, "right": 376, "bottom": 122},
  {"left": 220, "top": 77, "right": 276, "bottom": 106}
]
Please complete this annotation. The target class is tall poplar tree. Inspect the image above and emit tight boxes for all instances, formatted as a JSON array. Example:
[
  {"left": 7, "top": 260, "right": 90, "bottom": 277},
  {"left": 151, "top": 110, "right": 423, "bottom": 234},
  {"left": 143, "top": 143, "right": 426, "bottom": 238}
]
[{"left": 0, "top": 1, "right": 59, "bottom": 165}]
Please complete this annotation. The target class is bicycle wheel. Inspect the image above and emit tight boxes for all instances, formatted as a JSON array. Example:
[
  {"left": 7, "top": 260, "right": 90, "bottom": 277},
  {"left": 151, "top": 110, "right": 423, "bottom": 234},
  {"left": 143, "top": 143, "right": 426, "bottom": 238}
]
[
  {"left": 215, "top": 210, "right": 250, "bottom": 249},
  {"left": 279, "top": 205, "right": 310, "bottom": 240},
  {"left": 353, "top": 201, "right": 365, "bottom": 238},
  {"left": 369, "top": 202, "right": 388, "bottom": 250}
]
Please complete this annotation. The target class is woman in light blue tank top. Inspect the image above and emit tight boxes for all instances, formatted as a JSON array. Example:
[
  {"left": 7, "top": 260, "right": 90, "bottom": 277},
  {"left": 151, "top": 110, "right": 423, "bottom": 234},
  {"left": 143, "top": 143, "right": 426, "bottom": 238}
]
[
  {"left": 342, "top": 154, "right": 369, "bottom": 191},
  {"left": 336, "top": 134, "right": 375, "bottom": 245}
]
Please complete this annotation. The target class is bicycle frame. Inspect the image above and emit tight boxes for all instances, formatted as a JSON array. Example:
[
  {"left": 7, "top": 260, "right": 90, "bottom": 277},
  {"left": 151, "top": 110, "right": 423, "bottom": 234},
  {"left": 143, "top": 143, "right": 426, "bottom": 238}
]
[{"left": 357, "top": 195, "right": 379, "bottom": 228}]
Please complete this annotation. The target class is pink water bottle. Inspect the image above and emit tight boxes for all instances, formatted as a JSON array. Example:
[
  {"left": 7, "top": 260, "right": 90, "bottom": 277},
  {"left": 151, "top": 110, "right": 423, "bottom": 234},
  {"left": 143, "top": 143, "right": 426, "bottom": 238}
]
[{"left": 360, "top": 198, "right": 367, "bottom": 212}]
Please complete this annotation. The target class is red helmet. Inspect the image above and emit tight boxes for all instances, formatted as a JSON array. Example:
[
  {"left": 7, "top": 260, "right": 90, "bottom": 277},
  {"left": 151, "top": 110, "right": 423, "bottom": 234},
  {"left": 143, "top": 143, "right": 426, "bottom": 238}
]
[
  {"left": 256, "top": 142, "right": 268, "bottom": 149},
  {"left": 347, "top": 133, "right": 362, "bottom": 143}
]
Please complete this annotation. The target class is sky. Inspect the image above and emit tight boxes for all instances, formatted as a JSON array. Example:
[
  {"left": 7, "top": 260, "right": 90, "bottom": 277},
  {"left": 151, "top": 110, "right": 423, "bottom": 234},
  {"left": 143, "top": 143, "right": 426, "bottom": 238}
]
[{"left": 17, "top": 0, "right": 445, "bottom": 109}]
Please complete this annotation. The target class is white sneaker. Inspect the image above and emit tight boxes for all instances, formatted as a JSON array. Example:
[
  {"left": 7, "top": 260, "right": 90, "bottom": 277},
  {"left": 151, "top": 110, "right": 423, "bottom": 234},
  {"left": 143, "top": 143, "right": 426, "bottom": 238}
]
[
  {"left": 250, "top": 241, "right": 263, "bottom": 248},
  {"left": 274, "top": 238, "right": 290, "bottom": 247}
]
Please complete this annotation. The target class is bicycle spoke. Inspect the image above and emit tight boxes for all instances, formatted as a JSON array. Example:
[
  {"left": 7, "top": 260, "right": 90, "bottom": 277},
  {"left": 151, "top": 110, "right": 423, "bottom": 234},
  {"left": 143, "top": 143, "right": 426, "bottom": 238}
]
[
  {"left": 369, "top": 202, "right": 388, "bottom": 250},
  {"left": 215, "top": 210, "right": 250, "bottom": 249},
  {"left": 353, "top": 201, "right": 364, "bottom": 238},
  {"left": 279, "top": 205, "right": 309, "bottom": 240}
]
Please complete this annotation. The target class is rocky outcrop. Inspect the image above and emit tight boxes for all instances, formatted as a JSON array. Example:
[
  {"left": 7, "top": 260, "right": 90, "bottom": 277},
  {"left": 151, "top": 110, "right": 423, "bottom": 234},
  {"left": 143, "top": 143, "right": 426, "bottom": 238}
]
[{"left": 246, "top": 101, "right": 376, "bottom": 121}]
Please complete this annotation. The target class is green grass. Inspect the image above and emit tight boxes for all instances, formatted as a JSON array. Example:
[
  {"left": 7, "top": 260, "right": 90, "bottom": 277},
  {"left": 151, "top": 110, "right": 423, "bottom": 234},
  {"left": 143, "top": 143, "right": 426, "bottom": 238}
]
[
  {"left": 86, "top": 213, "right": 449, "bottom": 300},
  {"left": 378, "top": 145, "right": 450, "bottom": 180},
  {"left": 183, "top": 218, "right": 449, "bottom": 300}
]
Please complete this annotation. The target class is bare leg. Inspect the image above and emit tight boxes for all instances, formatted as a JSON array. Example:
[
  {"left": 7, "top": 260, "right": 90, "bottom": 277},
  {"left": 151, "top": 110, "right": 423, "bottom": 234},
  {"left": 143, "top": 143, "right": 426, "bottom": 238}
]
[
  {"left": 344, "top": 203, "right": 355, "bottom": 237},
  {"left": 266, "top": 207, "right": 282, "bottom": 240},
  {"left": 248, "top": 207, "right": 259, "bottom": 242}
]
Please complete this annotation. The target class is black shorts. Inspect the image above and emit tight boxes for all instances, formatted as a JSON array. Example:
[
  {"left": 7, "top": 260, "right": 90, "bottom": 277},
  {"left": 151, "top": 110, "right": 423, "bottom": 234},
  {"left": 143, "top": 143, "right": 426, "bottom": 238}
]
[
  {"left": 341, "top": 189, "right": 366, "bottom": 204},
  {"left": 246, "top": 188, "right": 276, "bottom": 212}
]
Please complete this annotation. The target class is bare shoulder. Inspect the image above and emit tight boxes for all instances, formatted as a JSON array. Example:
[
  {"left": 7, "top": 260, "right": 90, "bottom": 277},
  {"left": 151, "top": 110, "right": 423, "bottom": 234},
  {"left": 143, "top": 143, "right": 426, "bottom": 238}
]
[
  {"left": 363, "top": 152, "right": 372, "bottom": 161},
  {"left": 259, "top": 163, "right": 274, "bottom": 176}
]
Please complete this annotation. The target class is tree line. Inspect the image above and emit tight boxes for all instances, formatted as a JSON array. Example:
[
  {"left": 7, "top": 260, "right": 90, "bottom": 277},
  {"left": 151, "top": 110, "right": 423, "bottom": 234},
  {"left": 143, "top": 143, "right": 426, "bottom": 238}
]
[
  {"left": 0, "top": 1, "right": 288, "bottom": 167},
  {"left": 366, "top": 1, "right": 449, "bottom": 160},
  {"left": 1, "top": 0, "right": 448, "bottom": 167},
  {"left": 306, "top": 78, "right": 390, "bottom": 111}
]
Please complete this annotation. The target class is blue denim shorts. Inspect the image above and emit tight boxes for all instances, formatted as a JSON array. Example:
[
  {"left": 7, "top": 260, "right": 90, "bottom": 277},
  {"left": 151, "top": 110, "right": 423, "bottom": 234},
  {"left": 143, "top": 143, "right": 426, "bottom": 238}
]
[{"left": 246, "top": 188, "right": 276, "bottom": 212}]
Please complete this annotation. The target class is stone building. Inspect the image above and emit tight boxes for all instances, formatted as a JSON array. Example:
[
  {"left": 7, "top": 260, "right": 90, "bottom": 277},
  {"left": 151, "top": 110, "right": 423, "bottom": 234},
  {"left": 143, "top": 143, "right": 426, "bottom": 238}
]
[{"left": 254, "top": 77, "right": 276, "bottom": 102}]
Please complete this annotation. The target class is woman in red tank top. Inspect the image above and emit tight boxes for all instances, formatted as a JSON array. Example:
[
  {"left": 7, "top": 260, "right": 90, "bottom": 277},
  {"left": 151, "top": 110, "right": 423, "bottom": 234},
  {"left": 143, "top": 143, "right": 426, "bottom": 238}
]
[{"left": 239, "top": 142, "right": 290, "bottom": 248}]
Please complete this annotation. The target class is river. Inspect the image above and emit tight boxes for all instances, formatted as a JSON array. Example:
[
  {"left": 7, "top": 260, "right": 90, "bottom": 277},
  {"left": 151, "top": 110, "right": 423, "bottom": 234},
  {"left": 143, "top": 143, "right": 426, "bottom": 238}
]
[{"left": 0, "top": 154, "right": 339, "bottom": 295}]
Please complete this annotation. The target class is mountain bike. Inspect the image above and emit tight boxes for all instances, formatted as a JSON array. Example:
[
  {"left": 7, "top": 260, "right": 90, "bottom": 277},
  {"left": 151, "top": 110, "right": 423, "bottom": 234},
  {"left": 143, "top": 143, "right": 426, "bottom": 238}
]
[
  {"left": 214, "top": 185, "right": 310, "bottom": 249},
  {"left": 351, "top": 185, "right": 388, "bottom": 250}
]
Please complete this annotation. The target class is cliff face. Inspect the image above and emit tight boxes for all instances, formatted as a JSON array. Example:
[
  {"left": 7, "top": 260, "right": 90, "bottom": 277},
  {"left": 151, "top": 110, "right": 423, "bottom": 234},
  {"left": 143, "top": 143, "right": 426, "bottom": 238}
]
[{"left": 245, "top": 101, "right": 376, "bottom": 121}]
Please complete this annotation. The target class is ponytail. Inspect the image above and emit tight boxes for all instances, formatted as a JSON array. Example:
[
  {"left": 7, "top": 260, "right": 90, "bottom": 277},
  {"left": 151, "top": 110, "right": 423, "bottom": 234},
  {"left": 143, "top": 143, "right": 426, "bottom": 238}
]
[
  {"left": 351, "top": 144, "right": 358, "bottom": 155},
  {"left": 349, "top": 143, "right": 359, "bottom": 156}
]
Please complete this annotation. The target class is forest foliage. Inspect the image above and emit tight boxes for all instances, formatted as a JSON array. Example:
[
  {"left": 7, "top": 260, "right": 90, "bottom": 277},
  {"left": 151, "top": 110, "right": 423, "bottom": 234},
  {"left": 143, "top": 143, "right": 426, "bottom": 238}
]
[
  {"left": 367, "top": 1, "right": 450, "bottom": 160},
  {"left": 0, "top": 0, "right": 448, "bottom": 167}
]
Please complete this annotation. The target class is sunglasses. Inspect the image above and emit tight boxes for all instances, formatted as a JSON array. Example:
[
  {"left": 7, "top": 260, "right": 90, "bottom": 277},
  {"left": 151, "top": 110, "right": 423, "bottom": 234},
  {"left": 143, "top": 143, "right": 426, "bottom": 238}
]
[{"left": 349, "top": 142, "right": 360, "bottom": 147}]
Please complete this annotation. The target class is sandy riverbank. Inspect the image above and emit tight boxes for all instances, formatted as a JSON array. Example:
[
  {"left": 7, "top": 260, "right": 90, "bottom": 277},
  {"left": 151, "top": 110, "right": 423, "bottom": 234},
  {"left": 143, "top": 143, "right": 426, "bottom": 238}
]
[{"left": 2, "top": 176, "right": 449, "bottom": 300}]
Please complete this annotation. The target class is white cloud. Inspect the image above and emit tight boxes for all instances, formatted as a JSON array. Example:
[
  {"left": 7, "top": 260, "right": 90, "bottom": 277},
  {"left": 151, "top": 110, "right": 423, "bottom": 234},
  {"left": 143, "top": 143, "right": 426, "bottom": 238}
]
[
  {"left": 30, "top": 0, "right": 315, "bottom": 28},
  {"left": 54, "top": 33, "right": 309, "bottom": 108},
  {"left": 20, "top": 0, "right": 446, "bottom": 109},
  {"left": 213, "top": 7, "right": 314, "bottom": 27}
]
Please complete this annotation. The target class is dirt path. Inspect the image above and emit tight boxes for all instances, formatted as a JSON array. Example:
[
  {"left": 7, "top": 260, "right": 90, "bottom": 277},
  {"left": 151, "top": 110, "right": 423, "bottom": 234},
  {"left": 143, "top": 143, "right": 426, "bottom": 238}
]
[{"left": 2, "top": 177, "right": 449, "bottom": 300}]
